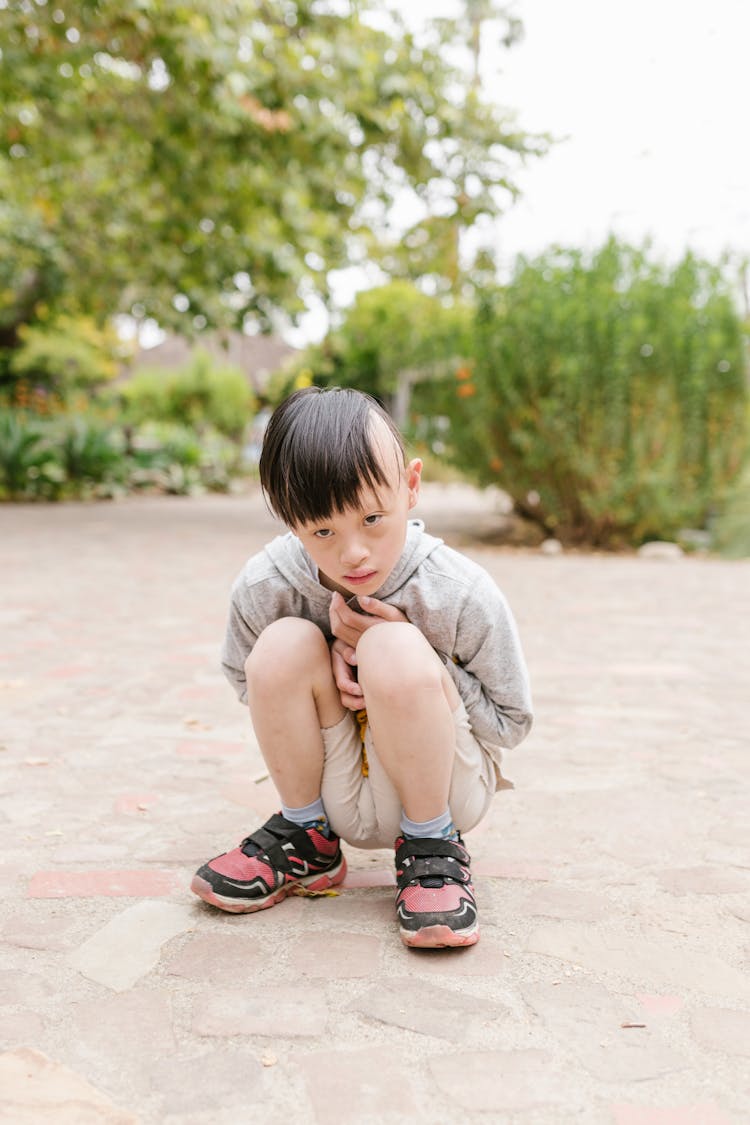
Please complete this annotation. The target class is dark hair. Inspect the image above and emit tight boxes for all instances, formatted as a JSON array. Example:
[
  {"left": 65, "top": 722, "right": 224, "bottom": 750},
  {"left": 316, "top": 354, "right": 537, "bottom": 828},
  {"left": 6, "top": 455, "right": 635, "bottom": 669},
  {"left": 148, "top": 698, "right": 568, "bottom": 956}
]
[{"left": 259, "top": 386, "right": 405, "bottom": 527}]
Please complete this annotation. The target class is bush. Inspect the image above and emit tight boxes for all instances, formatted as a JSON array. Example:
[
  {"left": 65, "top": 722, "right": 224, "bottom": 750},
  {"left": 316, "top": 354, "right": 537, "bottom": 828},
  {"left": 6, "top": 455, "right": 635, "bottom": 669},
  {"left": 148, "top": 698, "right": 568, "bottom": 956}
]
[
  {"left": 121, "top": 349, "right": 255, "bottom": 441},
  {"left": 7, "top": 316, "right": 124, "bottom": 398},
  {"left": 0, "top": 411, "right": 62, "bottom": 499},
  {"left": 443, "top": 239, "right": 749, "bottom": 546}
]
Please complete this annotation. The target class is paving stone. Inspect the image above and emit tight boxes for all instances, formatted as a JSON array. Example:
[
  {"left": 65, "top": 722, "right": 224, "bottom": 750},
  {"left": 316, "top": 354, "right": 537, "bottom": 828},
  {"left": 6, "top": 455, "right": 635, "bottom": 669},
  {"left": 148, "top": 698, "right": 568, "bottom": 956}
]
[
  {"left": 287, "top": 931, "right": 382, "bottom": 978},
  {"left": 657, "top": 867, "right": 750, "bottom": 896},
  {"left": 342, "top": 868, "right": 395, "bottom": 888},
  {"left": 297, "top": 1046, "right": 417, "bottom": 1124},
  {"left": 192, "top": 985, "right": 328, "bottom": 1038},
  {"left": 405, "top": 937, "right": 510, "bottom": 977},
  {"left": 635, "top": 994, "right": 684, "bottom": 1018},
  {"left": 474, "top": 858, "right": 552, "bottom": 880},
  {"left": 165, "top": 931, "right": 271, "bottom": 983},
  {"left": 0, "top": 1011, "right": 46, "bottom": 1049},
  {"left": 306, "top": 890, "right": 393, "bottom": 926},
  {"left": 175, "top": 740, "right": 245, "bottom": 758},
  {"left": 526, "top": 922, "right": 750, "bottom": 1000},
  {"left": 1, "top": 917, "right": 74, "bottom": 951},
  {"left": 68, "top": 901, "right": 194, "bottom": 992},
  {"left": 49, "top": 845, "right": 131, "bottom": 865},
  {"left": 522, "top": 981, "right": 687, "bottom": 1081},
  {"left": 146, "top": 1051, "right": 263, "bottom": 1115},
  {"left": 27, "top": 869, "right": 180, "bottom": 898},
  {"left": 610, "top": 1104, "right": 736, "bottom": 1125},
  {"left": 350, "top": 978, "right": 506, "bottom": 1040},
  {"left": 689, "top": 1006, "right": 750, "bottom": 1057},
  {"left": 0, "top": 970, "right": 54, "bottom": 1007},
  {"left": 114, "top": 794, "right": 162, "bottom": 817},
  {"left": 523, "top": 884, "right": 614, "bottom": 921},
  {"left": 69, "top": 991, "right": 176, "bottom": 1058},
  {"left": 427, "top": 1048, "right": 565, "bottom": 1112},
  {"left": 0, "top": 1047, "right": 138, "bottom": 1124}
]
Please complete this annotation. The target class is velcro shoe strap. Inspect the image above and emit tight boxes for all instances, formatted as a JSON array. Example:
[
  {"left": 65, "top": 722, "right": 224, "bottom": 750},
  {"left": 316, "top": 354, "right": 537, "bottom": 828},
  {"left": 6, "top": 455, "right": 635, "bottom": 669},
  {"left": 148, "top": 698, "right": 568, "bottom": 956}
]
[
  {"left": 399, "top": 855, "right": 470, "bottom": 887},
  {"left": 241, "top": 814, "right": 319, "bottom": 870},
  {"left": 395, "top": 837, "right": 469, "bottom": 865}
]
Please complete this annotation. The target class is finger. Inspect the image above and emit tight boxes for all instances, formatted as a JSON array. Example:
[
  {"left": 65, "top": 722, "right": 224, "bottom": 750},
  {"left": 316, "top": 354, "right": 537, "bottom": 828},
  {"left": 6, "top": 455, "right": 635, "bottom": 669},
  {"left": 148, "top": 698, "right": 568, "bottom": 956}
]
[
  {"left": 341, "top": 691, "right": 365, "bottom": 711},
  {"left": 332, "top": 639, "right": 357, "bottom": 664},
  {"left": 359, "top": 596, "right": 406, "bottom": 622},
  {"left": 331, "top": 647, "right": 361, "bottom": 688}
]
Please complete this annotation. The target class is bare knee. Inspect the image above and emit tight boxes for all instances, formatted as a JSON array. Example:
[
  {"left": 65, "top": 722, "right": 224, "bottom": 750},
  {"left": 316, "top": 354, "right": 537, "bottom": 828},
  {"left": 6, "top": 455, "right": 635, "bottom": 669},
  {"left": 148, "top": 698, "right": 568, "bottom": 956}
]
[
  {"left": 357, "top": 622, "right": 443, "bottom": 700},
  {"left": 245, "top": 617, "right": 329, "bottom": 690}
]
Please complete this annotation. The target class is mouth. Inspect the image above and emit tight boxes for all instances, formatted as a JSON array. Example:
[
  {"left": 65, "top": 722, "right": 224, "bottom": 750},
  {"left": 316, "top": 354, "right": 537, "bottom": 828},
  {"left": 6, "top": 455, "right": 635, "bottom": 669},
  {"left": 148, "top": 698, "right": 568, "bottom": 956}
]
[{"left": 344, "top": 570, "right": 377, "bottom": 586}]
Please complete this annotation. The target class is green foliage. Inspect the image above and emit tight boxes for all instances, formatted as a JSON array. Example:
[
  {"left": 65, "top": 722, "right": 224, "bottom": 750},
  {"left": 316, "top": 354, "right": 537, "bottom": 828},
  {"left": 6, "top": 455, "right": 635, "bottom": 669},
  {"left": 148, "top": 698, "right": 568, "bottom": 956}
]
[
  {"left": 127, "top": 421, "right": 237, "bottom": 495},
  {"left": 711, "top": 417, "right": 750, "bottom": 557},
  {"left": 0, "top": 411, "right": 61, "bottom": 499},
  {"left": 443, "top": 239, "right": 749, "bottom": 546},
  {"left": 55, "top": 417, "right": 124, "bottom": 485},
  {"left": 6, "top": 316, "right": 123, "bottom": 396},
  {"left": 0, "top": 0, "right": 545, "bottom": 340},
  {"left": 291, "top": 281, "right": 471, "bottom": 422},
  {"left": 121, "top": 350, "right": 255, "bottom": 441}
]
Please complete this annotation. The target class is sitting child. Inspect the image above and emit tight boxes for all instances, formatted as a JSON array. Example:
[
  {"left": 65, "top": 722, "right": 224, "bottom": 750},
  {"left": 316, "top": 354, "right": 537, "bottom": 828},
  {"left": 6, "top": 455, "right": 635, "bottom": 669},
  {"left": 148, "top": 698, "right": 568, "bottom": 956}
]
[{"left": 192, "top": 386, "right": 532, "bottom": 947}]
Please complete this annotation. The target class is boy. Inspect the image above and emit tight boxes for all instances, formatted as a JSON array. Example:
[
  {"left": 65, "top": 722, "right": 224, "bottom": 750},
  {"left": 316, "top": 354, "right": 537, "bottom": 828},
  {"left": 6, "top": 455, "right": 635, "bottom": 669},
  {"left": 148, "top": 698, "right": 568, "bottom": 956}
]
[{"left": 191, "top": 387, "right": 532, "bottom": 948}]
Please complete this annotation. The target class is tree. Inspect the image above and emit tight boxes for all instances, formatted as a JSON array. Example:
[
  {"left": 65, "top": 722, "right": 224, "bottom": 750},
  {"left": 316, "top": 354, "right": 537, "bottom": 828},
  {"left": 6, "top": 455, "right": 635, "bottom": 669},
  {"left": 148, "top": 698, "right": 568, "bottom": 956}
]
[
  {"left": 287, "top": 281, "right": 471, "bottom": 426},
  {"left": 0, "top": 0, "right": 545, "bottom": 369},
  {"left": 443, "top": 239, "right": 749, "bottom": 546},
  {"left": 374, "top": 1, "right": 536, "bottom": 294}
]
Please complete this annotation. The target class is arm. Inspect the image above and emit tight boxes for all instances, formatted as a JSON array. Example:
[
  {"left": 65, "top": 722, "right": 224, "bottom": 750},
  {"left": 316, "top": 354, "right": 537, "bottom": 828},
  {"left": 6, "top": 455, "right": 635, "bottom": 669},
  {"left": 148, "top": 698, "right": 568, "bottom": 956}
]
[
  {"left": 443, "top": 576, "right": 533, "bottom": 750},
  {"left": 220, "top": 589, "right": 264, "bottom": 705}
]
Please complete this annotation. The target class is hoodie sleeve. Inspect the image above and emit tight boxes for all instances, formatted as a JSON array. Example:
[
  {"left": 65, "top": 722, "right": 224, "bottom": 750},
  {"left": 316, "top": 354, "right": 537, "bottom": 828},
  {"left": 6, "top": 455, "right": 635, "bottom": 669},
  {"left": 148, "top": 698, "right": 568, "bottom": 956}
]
[
  {"left": 220, "top": 582, "right": 263, "bottom": 705},
  {"left": 441, "top": 571, "right": 533, "bottom": 753}
]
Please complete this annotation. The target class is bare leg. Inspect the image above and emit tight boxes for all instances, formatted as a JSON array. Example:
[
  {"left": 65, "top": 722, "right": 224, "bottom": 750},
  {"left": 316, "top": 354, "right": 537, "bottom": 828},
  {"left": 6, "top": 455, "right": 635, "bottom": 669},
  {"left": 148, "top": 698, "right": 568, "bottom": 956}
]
[
  {"left": 245, "top": 618, "right": 346, "bottom": 807},
  {"left": 355, "top": 622, "right": 460, "bottom": 822}
]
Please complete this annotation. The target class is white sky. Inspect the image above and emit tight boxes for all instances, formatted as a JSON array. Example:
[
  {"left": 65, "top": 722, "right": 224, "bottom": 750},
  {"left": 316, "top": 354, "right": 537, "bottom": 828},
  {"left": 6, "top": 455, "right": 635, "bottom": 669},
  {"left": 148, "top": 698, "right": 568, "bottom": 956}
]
[
  {"left": 293, "top": 0, "right": 750, "bottom": 342},
  {"left": 481, "top": 0, "right": 750, "bottom": 268}
]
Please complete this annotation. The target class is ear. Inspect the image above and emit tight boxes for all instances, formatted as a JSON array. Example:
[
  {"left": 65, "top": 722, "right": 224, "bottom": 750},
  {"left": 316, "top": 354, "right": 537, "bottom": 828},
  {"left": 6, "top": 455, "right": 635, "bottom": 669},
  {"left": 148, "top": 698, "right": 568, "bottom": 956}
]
[{"left": 405, "top": 458, "right": 422, "bottom": 510}]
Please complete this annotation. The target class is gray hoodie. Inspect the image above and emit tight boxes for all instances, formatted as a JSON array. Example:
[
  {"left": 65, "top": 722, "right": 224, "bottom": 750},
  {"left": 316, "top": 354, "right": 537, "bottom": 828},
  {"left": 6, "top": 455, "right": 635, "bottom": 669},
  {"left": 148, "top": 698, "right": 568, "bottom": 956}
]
[{"left": 221, "top": 519, "right": 533, "bottom": 788}]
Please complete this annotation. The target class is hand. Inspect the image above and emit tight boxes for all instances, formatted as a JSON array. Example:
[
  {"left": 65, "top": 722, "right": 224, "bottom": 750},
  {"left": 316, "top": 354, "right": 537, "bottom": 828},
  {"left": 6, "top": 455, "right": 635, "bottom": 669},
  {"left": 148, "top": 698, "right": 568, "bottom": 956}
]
[
  {"left": 330, "top": 638, "right": 364, "bottom": 711},
  {"left": 328, "top": 591, "right": 409, "bottom": 649}
]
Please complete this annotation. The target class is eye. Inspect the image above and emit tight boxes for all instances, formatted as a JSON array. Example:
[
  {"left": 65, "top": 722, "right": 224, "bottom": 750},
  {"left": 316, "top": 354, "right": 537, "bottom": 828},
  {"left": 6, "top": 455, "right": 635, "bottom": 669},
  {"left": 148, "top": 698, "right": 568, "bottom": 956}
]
[
  {"left": 313, "top": 528, "right": 333, "bottom": 539},
  {"left": 363, "top": 514, "right": 383, "bottom": 527}
]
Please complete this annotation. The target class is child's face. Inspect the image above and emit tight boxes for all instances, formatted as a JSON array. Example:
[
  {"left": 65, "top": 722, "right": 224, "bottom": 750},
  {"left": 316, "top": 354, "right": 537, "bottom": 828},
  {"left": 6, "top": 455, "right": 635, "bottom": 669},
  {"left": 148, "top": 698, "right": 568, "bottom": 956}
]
[{"left": 293, "top": 436, "right": 422, "bottom": 598}]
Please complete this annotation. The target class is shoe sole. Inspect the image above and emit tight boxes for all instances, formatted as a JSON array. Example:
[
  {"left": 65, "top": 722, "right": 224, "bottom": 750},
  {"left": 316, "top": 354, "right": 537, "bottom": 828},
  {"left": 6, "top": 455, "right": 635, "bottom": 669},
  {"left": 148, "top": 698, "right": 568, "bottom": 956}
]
[
  {"left": 190, "top": 856, "right": 347, "bottom": 914},
  {"left": 400, "top": 923, "right": 479, "bottom": 949}
]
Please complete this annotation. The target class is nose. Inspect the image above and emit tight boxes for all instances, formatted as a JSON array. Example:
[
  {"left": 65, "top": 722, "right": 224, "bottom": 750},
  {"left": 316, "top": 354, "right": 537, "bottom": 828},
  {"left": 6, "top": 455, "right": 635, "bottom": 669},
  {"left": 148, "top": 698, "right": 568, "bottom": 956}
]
[{"left": 340, "top": 538, "right": 369, "bottom": 569}]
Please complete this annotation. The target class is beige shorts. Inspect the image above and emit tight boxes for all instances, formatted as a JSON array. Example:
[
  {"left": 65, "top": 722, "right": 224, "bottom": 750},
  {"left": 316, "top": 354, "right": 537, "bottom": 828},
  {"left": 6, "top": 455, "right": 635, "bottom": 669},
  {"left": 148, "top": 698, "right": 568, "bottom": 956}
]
[{"left": 319, "top": 700, "right": 497, "bottom": 849}]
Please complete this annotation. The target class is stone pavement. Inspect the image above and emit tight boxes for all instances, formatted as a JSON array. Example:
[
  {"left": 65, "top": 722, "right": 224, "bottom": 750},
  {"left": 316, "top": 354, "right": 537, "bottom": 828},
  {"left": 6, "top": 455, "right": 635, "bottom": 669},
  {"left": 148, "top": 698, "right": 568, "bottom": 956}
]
[{"left": 1, "top": 485, "right": 749, "bottom": 1125}]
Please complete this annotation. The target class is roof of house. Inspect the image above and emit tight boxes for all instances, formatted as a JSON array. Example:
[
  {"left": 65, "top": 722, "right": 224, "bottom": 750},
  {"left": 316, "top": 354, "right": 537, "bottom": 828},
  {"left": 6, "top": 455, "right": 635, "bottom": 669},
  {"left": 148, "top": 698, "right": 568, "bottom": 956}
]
[{"left": 129, "top": 331, "right": 297, "bottom": 393}]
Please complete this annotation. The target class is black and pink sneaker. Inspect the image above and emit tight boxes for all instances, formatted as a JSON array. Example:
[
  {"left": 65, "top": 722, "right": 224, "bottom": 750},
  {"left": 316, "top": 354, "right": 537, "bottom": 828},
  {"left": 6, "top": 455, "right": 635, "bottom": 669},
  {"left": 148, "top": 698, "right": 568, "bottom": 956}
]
[
  {"left": 191, "top": 812, "right": 347, "bottom": 914},
  {"left": 394, "top": 835, "right": 479, "bottom": 948}
]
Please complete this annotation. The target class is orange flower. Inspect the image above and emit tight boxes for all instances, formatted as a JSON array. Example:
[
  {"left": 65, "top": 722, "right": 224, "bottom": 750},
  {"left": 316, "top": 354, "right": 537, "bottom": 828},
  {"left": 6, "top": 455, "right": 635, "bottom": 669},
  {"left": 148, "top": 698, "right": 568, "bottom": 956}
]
[{"left": 457, "top": 383, "right": 476, "bottom": 398}]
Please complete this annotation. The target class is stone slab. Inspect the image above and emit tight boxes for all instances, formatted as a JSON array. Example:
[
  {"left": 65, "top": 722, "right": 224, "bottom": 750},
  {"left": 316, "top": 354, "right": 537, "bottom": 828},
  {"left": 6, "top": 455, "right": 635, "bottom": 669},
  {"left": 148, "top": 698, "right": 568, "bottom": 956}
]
[
  {"left": 0, "top": 1047, "right": 138, "bottom": 1124},
  {"left": 68, "top": 901, "right": 194, "bottom": 992}
]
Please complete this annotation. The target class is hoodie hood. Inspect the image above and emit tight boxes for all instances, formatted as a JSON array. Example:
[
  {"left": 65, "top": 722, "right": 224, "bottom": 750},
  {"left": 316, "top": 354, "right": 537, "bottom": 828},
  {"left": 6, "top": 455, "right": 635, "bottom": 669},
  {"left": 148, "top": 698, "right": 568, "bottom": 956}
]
[{"left": 263, "top": 519, "right": 443, "bottom": 607}]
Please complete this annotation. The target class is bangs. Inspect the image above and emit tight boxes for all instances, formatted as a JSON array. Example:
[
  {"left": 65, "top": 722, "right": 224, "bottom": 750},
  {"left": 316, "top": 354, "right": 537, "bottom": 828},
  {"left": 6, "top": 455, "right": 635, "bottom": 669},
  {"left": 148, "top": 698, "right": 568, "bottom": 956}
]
[{"left": 259, "top": 387, "right": 405, "bottom": 528}]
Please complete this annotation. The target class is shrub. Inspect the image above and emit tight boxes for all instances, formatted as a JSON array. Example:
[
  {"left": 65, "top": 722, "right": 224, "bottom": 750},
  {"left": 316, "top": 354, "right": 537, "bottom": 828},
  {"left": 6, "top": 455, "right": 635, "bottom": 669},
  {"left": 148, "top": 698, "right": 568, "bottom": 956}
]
[
  {"left": 7, "top": 316, "right": 125, "bottom": 398},
  {"left": 55, "top": 416, "right": 124, "bottom": 486},
  {"left": 121, "top": 349, "right": 255, "bottom": 441},
  {"left": 0, "top": 411, "right": 62, "bottom": 499},
  {"left": 444, "top": 239, "right": 749, "bottom": 546}
]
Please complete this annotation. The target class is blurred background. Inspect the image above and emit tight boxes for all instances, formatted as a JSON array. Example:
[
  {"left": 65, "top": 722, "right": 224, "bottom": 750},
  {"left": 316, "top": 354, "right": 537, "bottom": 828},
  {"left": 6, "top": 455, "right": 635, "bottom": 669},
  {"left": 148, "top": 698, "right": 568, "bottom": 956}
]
[{"left": 1, "top": 0, "right": 748, "bottom": 553}]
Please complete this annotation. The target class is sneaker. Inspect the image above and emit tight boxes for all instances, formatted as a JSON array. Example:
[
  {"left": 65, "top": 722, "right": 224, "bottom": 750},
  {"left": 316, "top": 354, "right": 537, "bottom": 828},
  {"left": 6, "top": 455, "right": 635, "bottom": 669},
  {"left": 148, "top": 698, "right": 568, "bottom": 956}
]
[
  {"left": 191, "top": 812, "right": 347, "bottom": 914},
  {"left": 394, "top": 835, "right": 479, "bottom": 948}
]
